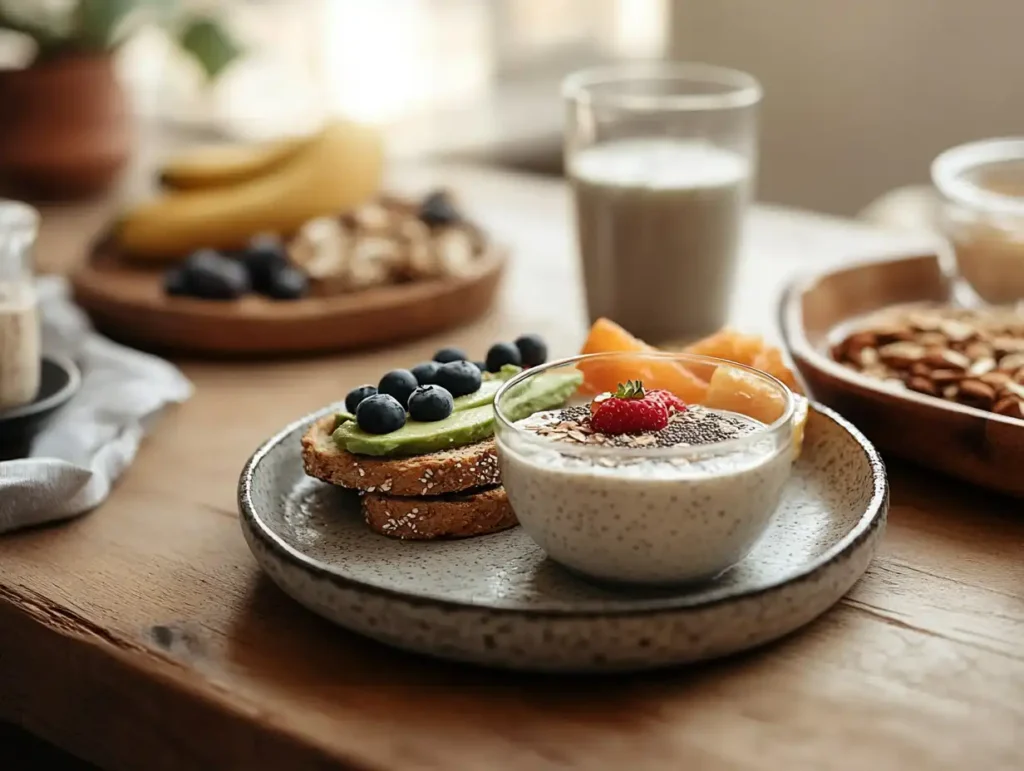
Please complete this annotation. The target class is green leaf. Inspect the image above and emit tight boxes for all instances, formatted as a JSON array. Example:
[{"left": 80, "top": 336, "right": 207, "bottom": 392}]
[
  {"left": 177, "top": 14, "right": 242, "bottom": 81},
  {"left": 614, "top": 380, "right": 645, "bottom": 399},
  {"left": 73, "top": 0, "right": 137, "bottom": 50}
]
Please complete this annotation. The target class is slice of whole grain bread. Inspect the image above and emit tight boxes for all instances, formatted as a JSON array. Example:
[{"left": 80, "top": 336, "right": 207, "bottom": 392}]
[
  {"left": 361, "top": 485, "right": 516, "bottom": 540},
  {"left": 301, "top": 415, "right": 501, "bottom": 496}
]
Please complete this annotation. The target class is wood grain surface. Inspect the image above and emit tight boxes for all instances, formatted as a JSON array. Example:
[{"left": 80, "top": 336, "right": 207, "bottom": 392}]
[{"left": 1, "top": 165, "right": 1021, "bottom": 771}]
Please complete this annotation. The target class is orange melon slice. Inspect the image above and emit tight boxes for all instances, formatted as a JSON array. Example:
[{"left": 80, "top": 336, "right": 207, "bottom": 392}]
[
  {"left": 683, "top": 328, "right": 765, "bottom": 367},
  {"left": 703, "top": 365, "right": 810, "bottom": 460},
  {"left": 703, "top": 365, "right": 789, "bottom": 425},
  {"left": 578, "top": 318, "right": 708, "bottom": 403},
  {"left": 751, "top": 346, "right": 804, "bottom": 394}
]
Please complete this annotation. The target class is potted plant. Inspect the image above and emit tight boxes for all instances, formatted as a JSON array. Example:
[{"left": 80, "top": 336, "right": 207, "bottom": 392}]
[{"left": 0, "top": 0, "right": 242, "bottom": 200}]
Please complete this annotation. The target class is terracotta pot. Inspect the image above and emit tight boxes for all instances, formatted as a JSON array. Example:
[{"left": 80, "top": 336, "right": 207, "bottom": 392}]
[{"left": 0, "top": 54, "right": 132, "bottom": 200}]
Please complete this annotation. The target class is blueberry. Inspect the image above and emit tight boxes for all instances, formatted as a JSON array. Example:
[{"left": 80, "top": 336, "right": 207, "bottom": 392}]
[
  {"left": 182, "top": 248, "right": 250, "bottom": 300},
  {"left": 242, "top": 234, "right": 289, "bottom": 292},
  {"left": 433, "top": 346, "right": 467, "bottom": 363},
  {"left": 345, "top": 384, "right": 377, "bottom": 414},
  {"left": 407, "top": 385, "right": 454, "bottom": 422},
  {"left": 356, "top": 394, "right": 406, "bottom": 434},
  {"left": 485, "top": 342, "right": 522, "bottom": 372},
  {"left": 377, "top": 369, "right": 419, "bottom": 407},
  {"left": 473, "top": 360, "right": 487, "bottom": 372},
  {"left": 418, "top": 190, "right": 461, "bottom": 227},
  {"left": 434, "top": 360, "right": 482, "bottom": 397},
  {"left": 514, "top": 333, "right": 548, "bottom": 368},
  {"left": 163, "top": 268, "right": 189, "bottom": 297},
  {"left": 410, "top": 361, "right": 441, "bottom": 386},
  {"left": 264, "top": 265, "right": 309, "bottom": 300}
]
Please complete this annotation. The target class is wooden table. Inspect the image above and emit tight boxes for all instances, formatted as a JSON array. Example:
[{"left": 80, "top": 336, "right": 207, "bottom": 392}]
[{"left": 1, "top": 166, "right": 1022, "bottom": 771}]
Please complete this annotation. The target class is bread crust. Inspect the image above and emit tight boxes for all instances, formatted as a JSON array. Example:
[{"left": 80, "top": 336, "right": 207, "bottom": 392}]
[
  {"left": 301, "top": 415, "right": 501, "bottom": 496},
  {"left": 361, "top": 486, "right": 517, "bottom": 540}
]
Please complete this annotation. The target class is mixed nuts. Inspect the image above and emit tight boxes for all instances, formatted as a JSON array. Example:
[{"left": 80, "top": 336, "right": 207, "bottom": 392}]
[{"left": 830, "top": 304, "right": 1024, "bottom": 420}]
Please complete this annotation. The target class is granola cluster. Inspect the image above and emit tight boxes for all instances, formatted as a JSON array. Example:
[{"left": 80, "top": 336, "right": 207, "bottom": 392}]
[{"left": 288, "top": 191, "right": 489, "bottom": 295}]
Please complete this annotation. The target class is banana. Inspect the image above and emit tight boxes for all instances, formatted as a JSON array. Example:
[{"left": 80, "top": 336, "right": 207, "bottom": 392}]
[
  {"left": 118, "top": 121, "right": 385, "bottom": 263},
  {"left": 158, "top": 136, "right": 312, "bottom": 190}
]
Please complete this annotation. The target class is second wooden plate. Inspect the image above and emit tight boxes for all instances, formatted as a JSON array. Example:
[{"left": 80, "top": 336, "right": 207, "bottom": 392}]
[
  {"left": 779, "top": 250, "right": 1024, "bottom": 498},
  {"left": 70, "top": 237, "right": 505, "bottom": 357}
]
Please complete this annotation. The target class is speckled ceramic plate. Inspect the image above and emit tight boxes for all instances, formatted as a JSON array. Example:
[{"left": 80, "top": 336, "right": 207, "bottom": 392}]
[{"left": 238, "top": 403, "right": 887, "bottom": 672}]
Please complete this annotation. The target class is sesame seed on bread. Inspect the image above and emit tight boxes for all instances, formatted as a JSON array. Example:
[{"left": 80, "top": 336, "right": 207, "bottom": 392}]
[
  {"left": 300, "top": 415, "right": 501, "bottom": 496},
  {"left": 362, "top": 485, "right": 517, "bottom": 540}
]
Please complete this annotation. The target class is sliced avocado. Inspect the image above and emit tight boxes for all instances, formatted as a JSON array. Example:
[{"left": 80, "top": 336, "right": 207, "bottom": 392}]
[
  {"left": 501, "top": 370, "right": 582, "bottom": 421},
  {"left": 336, "top": 403, "right": 495, "bottom": 456},
  {"left": 333, "top": 369, "right": 583, "bottom": 457},
  {"left": 452, "top": 377, "right": 503, "bottom": 410}
]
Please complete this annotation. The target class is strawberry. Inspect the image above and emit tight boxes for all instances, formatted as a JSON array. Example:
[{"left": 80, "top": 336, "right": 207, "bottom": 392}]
[
  {"left": 648, "top": 389, "right": 687, "bottom": 414},
  {"left": 590, "top": 380, "right": 669, "bottom": 434}
]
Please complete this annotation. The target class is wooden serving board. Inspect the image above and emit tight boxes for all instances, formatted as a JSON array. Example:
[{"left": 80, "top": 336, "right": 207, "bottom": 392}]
[
  {"left": 780, "top": 251, "right": 1024, "bottom": 498},
  {"left": 70, "top": 234, "right": 505, "bottom": 357}
]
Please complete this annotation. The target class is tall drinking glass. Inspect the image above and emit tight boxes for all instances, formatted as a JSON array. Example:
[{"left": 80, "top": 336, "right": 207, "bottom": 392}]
[{"left": 563, "top": 62, "right": 762, "bottom": 346}]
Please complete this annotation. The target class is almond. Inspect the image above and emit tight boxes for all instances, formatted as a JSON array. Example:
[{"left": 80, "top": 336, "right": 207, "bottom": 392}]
[
  {"left": 993, "top": 397, "right": 1024, "bottom": 419},
  {"left": 878, "top": 341, "right": 926, "bottom": 367},
  {"left": 923, "top": 348, "right": 970, "bottom": 370},
  {"left": 992, "top": 336, "right": 1024, "bottom": 355},
  {"left": 964, "top": 341, "right": 994, "bottom": 360},
  {"left": 968, "top": 357, "right": 996, "bottom": 377},
  {"left": 940, "top": 320, "right": 976, "bottom": 342},
  {"left": 916, "top": 331, "right": 948, "bottom": 347},
  {"left": 858, "top": 347, "right": 880, "bottom": 367},
  {"left": 980, "top": 371, "right": 1012, "bottom": 389},
  {"left": 1003, "top": 381, "right": 1024, "bottom": 400},
  {"left": 909, "top": 362, "right": 931, "bottom": 377},
  {"left": 958, "top": 378, "right": 997, "bottom": 407},
  {"left": 908, "top": 376, "right": 937, "bottom": 396},
  {"left": 929, "top": 368, "right": 963, "bottom": 386},
  {"left": 997, "top": 352, "right": 1024, "bottom": 371}
]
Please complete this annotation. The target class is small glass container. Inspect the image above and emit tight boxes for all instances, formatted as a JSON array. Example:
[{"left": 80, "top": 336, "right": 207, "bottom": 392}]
[
  {"left": 0, "top": 200, "right": 41, "bottom": 411},
  {"left": 932, "top": 138, "right": 1024, "bottom": 306},
  {"left": 494, "top": 352, "right": 794, "bottom": 585}
]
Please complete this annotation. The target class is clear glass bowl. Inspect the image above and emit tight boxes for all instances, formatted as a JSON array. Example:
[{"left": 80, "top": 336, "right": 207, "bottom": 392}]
[
  {"left": 494, "top": 352, "right": 795, "bottom": 586},
  {"left": 932, "top": 138, "right": 1024, "bottom": 306}
]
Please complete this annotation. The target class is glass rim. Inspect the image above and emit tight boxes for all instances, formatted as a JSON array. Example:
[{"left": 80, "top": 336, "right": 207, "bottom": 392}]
[
  {"left": 931, "top": 137, "right": 1024, "bottom": 217},
  {"left": 561, "top": 62, "right": 763, "bottom": 113},
  {"left": 493, "top": 352, "right": 795, "bottom": 460}
]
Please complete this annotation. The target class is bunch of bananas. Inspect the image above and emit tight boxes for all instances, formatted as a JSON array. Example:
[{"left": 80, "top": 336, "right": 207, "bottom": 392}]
[{"left": 117, "top": 120, "right": 384, "bottom": 264}]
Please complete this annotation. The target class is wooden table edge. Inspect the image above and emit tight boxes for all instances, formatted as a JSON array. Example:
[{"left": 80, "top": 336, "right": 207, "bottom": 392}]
[{"left": 0, "top": 584, "right": 369, "bottom": 771}]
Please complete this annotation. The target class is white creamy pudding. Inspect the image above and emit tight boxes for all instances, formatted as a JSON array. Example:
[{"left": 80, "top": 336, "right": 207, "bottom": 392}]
[{"left": 497, "top": 405, "right": 792, "bottom": 585}]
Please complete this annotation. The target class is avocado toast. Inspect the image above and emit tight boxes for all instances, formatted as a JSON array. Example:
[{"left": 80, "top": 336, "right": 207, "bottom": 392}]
[{"left": 301, "top": 336, "right": 582, "bottom": 540}]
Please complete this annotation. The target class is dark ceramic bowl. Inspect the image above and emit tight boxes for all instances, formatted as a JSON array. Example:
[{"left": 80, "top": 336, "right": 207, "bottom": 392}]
[{"left": 0, "top": 355, "right": 81, "bottom": 460}]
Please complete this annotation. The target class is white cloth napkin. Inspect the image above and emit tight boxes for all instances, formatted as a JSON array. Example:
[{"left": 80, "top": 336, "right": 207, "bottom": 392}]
[{"left": 0, "top": 277, "right": 192, "bottom": 533}]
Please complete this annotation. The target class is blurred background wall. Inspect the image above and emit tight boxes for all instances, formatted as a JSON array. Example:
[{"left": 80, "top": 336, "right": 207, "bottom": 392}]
[
  {"left": 3, "top": 0, "right": 1022, "bottom": 217},
  {"left": 669, "top": 0, "right": 1024, "bottom": 216}
]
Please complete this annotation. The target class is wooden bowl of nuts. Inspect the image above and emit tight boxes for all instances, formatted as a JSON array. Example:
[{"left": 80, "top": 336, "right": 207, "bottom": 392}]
[
  {"left": 780, "top": 251, "right": 1024, "bottom": 497},
  {"left": 71, "top": 190, "right": 505, "bottom": 357}
]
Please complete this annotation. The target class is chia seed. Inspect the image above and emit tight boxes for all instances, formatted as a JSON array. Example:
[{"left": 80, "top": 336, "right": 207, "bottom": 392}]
[{"left": 529, "top": 404, "right": 762, "bottom": 448}]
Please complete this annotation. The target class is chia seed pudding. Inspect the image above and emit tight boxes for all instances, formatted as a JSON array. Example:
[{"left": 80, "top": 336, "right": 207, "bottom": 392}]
[{"left": 496, "top": 404, "right": 793, "bottom": 585}]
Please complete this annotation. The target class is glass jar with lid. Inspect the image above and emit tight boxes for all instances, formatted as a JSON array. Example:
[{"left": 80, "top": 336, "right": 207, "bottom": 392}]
[{"left": 0, "top": 200, "right": 41, "bottom": 411}]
